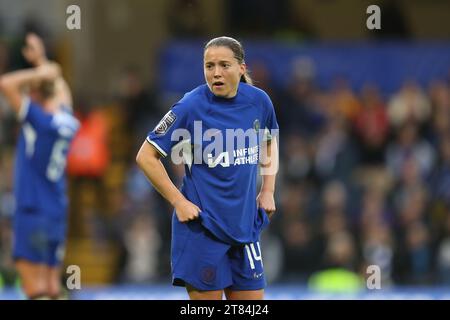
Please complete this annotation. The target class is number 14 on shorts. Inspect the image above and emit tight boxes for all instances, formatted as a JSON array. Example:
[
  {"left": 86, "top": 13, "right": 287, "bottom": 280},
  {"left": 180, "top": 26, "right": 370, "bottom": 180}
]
[{"left": 245, "top": 242, "right": 263, "bottom": 270}]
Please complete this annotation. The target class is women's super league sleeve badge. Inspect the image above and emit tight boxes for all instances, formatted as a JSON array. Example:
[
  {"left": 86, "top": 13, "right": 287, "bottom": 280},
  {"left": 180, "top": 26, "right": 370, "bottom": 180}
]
[
  {"left": 253, "top": 119, "right": 260, "bottom": 132},
  {"left": 154, "top": 110, "right": 177, "bottom": 135}
]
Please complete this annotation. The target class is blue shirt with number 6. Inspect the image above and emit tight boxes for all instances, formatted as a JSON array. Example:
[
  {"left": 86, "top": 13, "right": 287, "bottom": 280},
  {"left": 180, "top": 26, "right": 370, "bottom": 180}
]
[{"left": 14, "top": 97, "right": 79, "bottom": 218}]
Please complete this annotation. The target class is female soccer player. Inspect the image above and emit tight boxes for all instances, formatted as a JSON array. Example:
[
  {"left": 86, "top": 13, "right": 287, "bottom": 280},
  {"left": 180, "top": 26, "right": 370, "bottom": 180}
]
[
  {"left": 136, "top": 36, "right": 279, "bottom": 300},
  {"left": 0, "top": 33, "right": 79, "bottom": 299}
]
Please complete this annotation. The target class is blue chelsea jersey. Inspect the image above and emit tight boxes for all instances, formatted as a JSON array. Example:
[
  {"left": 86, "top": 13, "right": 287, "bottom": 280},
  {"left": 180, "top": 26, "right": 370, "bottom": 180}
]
[
  {"left": 14, "top": 97, "right": 79, "bottom": 217},
  {"left": 147, "top": 83, "right": 279, "bottom": 244}
]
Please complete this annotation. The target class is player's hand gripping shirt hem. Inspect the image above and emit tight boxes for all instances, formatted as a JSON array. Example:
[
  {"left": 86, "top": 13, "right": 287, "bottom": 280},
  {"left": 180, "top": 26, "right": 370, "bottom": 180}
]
[{"left": 146, "top": 137, "right": 168, "bottom": 158}]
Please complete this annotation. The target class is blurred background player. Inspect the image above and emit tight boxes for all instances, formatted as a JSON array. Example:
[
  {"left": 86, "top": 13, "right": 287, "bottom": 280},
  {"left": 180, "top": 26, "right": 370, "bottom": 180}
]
[{"left": 0, "top": 33, "right": 79, "bottom": 299}]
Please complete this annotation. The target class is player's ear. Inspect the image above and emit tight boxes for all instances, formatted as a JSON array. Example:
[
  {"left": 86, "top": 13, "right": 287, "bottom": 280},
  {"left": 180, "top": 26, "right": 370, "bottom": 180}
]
[{"left": 239, "top": 63, "right": 246, "bottom": 77}]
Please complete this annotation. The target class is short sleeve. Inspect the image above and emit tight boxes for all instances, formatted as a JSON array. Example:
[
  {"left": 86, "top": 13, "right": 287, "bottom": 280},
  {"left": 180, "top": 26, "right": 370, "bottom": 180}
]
[
  {"left": 262, "top": 92, "right": 279, "bottom": 141},
  {"left": 146, "top": 102, "right": 190, "bottom": 157}
]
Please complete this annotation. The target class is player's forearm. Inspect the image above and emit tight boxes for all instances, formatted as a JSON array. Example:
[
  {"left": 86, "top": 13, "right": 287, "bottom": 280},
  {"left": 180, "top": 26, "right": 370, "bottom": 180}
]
[
  {"left": 0, "top": 63, "right": 61, "bottom": 113},
  {"left": 0, "top": 69, "right": 40, "bottom": 90},
  {"left": 0, "top": 65, "right": 59, "bottom": 88},
  {"left": 0, "top": 70, "right": 36, "bottom": 113},
  {"left": 137, "top": 155, "right": 186, "bottom": 207},
  {"left": 260, "top": 174, "right": 276, "bottom": 194}
]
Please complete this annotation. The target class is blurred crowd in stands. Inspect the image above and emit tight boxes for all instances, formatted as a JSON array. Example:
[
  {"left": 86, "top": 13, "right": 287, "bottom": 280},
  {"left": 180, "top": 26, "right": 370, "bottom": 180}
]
[{"left": 1, "top": 33, "right": 450, "bottom": 290}]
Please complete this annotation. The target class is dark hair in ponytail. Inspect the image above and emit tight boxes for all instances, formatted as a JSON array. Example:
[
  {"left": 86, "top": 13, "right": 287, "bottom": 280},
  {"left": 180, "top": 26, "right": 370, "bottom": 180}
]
[{"left": 204, "top": 36, "right": 253, "bottom": 85}]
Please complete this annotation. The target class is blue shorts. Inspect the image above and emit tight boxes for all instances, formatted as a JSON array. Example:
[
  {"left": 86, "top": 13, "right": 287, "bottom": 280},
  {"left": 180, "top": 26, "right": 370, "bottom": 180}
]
[
  {"left": 171, "top": 217, "right": 266, "bottom": 291},
  {"left": 12, "top": 210, "right": 66, "bottom": 266}
]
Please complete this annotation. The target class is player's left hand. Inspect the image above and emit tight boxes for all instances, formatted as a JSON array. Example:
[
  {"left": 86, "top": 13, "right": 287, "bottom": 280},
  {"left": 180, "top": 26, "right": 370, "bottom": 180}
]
[{"left": 257, "top": 191, "right": 276, "bottom": 219}]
